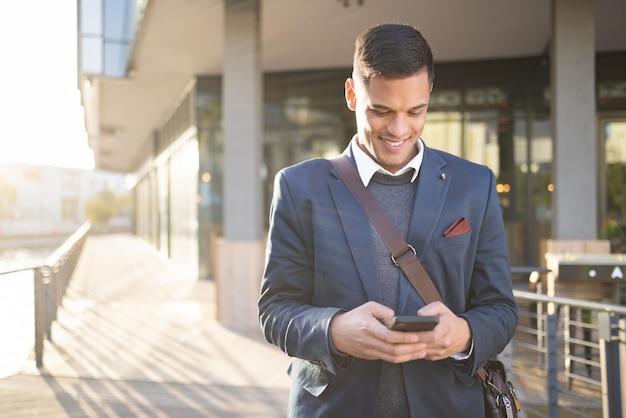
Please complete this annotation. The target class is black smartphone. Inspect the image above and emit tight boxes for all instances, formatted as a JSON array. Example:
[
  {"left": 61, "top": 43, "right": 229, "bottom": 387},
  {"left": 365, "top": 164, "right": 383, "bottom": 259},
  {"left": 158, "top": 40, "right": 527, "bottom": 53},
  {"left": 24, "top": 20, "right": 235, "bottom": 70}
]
[{"left": 388, "top": 315, "right": 439, "bottom": 332}]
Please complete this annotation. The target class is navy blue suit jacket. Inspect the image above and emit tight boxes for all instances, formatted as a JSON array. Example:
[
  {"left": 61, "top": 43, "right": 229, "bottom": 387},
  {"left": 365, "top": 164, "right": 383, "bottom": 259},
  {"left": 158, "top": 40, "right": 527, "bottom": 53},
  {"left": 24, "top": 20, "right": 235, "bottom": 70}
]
[{"left": 259, "top": 143, "right": 518, "bottom": 417}]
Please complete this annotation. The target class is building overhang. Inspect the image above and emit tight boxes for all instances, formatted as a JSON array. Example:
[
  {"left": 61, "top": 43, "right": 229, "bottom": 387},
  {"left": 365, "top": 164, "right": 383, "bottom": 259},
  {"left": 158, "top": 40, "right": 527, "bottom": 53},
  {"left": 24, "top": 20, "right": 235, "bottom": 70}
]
[{"left": 78, "top": 0, "right": 626, "bottom": 173}]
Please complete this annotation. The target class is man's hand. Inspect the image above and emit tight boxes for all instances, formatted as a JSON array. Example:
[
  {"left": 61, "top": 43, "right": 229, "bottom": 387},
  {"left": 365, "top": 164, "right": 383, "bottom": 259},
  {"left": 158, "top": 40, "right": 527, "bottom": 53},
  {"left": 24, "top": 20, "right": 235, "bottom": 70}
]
[
  {"left": 416, "top": 301, "right": 472, "bottom": 361},
  {"left": 329, "top": 301, "right": 472, "bottom": 363},
  {"left": 330, "top": 301, "right": 428, "bottom": 363}
]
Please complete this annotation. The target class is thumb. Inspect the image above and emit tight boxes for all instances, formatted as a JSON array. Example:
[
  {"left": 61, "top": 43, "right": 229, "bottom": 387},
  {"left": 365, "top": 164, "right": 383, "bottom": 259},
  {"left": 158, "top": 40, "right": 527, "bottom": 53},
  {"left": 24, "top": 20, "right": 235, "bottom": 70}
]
[
  {"left": 417, "top": 301, "right": 448, "bottom": 316},
  {"left": 363, "top": 300, "right": 396, "bottom": 322}
]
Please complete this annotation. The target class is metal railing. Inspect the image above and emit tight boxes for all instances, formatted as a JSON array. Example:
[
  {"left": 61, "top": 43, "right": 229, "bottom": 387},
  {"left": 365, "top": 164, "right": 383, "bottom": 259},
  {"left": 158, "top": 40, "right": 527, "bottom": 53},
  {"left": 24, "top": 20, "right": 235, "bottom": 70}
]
[
  {"left": 0, "top": 223, "right": 90, "bottom": 369},
  {"left": 510, "top": 286, "right": 626, "bottom": 418}
]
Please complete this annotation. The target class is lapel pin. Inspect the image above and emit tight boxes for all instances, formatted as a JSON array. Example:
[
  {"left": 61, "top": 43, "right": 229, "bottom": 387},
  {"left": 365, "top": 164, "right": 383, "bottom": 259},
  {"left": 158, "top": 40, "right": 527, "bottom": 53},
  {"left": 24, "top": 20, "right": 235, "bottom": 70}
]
[{"left": 439, "top": 173, "right": 446, "bottom": 181}]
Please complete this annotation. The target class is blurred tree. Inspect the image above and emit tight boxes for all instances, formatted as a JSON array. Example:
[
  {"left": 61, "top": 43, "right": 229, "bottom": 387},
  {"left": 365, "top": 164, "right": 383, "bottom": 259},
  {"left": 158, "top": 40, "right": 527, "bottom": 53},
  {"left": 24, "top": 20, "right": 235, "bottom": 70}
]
[
  {"left": 85, "top": 188, "right": 121, "bottom": 226},
  {"left": 0, "top": 177, "right": 17, "bottom": 218}
]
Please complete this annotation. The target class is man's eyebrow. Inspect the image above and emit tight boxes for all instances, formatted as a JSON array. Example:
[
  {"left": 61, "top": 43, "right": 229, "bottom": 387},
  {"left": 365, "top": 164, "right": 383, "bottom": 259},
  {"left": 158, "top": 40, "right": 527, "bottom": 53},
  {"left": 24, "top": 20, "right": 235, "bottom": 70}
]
[{"left": 369, "top": 103, "right": 428, "bottom": 111}]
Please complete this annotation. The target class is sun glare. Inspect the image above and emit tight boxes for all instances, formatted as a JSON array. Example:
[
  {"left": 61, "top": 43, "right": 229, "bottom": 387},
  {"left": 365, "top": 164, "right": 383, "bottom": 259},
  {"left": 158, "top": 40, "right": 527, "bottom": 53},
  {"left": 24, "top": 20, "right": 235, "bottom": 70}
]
[{"left": 0, "top": 1, "right": 94, "bottom": 170}]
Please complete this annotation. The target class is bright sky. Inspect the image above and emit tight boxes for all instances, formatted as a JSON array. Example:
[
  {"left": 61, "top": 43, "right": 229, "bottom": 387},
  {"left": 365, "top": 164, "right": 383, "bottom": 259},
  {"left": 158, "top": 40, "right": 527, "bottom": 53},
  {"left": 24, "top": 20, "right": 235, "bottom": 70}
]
[{"left": 0, "top": 1, "right": 94, "bottom": 169}]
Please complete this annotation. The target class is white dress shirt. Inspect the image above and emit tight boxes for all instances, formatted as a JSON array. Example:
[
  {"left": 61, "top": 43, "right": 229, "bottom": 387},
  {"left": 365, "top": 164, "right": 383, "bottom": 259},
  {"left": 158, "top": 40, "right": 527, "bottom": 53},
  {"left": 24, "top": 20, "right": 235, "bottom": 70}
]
[{"left": 350, "top": 135, "right": 424, "bottom": 187}]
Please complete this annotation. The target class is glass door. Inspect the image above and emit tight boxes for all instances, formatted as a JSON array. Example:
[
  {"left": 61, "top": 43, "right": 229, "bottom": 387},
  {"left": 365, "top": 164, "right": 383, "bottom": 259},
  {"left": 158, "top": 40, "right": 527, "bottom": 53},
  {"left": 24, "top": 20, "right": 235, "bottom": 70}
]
[
  {"left": 599, "top": 117, "right": 626, "bottom": 253},
  {"left": 512, "top": 114, "right": 553, "bottom": 268}
]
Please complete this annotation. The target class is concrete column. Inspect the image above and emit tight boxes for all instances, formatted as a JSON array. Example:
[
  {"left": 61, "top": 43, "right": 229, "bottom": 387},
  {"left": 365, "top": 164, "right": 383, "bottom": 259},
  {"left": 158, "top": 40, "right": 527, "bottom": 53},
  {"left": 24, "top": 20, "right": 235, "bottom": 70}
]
[
  {"left": 218, "top": 0, "right": 264, "bottom": 331},
  {"left": 223, "top": 0, "right": 263, "bottom": 240},
  {"left": 551, "top": 0, "right": 597, "bottom": 239}
]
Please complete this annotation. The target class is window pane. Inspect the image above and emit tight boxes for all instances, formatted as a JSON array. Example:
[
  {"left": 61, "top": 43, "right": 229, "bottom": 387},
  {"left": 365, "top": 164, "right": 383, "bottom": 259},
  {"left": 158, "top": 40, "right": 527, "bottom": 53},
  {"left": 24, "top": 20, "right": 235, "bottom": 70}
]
[
  {"left": 80, "top": 37, "right": 103, "bottom": 74},
  {"left": 104, "top": 42, "right": 130, "bottom": 78},
  {"left": 464, "top": 111, "right": 500, "bottom": 176},
  {"left": 423, "top": 111, "right": 463, "bottom": 156},
  {"left": 80, "top": 0, "right": 102, "bottom": 35},
  {"left": 604, "top": 121, "right": 626, "bottom": 253},
  {"left": 104, "top": 0, "right": 131, "bottom": 40}
]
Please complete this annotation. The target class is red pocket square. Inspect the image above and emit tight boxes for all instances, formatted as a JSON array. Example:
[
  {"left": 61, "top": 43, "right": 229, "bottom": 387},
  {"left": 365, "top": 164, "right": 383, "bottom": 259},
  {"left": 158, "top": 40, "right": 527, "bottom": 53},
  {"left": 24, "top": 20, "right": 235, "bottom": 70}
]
[{"left": 443, "top": 217, "right": 471, "bottom": 237}]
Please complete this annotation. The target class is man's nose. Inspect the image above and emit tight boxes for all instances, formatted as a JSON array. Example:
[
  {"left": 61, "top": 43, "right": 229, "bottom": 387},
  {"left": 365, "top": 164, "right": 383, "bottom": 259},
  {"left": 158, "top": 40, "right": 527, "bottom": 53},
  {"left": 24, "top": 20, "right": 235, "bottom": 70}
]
[{"left": 387, "top": 114, "right": 409, "bottom": 138}]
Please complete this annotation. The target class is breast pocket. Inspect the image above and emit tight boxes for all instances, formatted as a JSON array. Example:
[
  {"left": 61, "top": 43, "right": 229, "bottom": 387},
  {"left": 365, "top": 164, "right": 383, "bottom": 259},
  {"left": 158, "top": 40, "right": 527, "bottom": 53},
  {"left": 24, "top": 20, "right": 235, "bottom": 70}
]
[
  {"left": 430, "top": 232, "right": 473, "bottom": 311},
  {"left": 434, "top": 232, "right": 471, "bottom": 250}
]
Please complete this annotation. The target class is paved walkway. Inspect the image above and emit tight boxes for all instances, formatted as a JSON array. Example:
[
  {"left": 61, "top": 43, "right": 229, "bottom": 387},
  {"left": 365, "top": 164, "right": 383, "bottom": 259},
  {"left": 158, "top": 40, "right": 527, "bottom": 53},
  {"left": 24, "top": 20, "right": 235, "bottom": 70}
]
[{"left": 0, "top": 234, "right": 291, "bottom": 417}]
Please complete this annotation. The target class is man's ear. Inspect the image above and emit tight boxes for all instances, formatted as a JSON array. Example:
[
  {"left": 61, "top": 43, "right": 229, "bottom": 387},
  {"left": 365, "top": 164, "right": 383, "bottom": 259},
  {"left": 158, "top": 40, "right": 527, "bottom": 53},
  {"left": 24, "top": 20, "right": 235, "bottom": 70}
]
[{"left": 345, "top": 78, "right": 357, "bottom": 111}]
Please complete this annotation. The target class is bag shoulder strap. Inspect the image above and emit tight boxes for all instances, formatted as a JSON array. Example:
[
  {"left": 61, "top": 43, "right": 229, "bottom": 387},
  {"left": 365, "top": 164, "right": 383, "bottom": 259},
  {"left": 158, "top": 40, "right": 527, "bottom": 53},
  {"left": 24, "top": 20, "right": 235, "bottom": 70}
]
[{"left": 330, "top": 156, "right": 442, "bottom": 304}]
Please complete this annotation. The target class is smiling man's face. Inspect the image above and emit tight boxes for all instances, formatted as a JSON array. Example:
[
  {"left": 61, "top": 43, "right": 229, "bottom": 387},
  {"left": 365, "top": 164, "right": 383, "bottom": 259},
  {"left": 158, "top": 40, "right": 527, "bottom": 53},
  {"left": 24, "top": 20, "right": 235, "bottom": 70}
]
[{"left": 345, "top": 69, "right": 431, "bottom": 173}]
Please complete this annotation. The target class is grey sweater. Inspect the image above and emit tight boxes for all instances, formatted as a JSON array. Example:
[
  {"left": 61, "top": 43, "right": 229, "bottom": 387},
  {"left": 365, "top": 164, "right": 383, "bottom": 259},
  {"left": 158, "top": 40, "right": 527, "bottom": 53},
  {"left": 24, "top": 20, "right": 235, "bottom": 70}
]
[{"left": 368, "top": 170, "right": 417, "bottom": 418}]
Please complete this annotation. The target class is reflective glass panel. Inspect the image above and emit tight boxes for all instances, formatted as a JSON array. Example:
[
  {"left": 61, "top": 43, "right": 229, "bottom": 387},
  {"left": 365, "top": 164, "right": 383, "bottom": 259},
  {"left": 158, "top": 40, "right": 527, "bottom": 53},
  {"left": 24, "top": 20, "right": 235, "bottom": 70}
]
[
  {"left": 80, "top": 0, "right": 102, "bottom": 35},
  {"left": 104, "top": 42, "right": 130, "bottom": 78},
  {"left": 80, "top": 37, "right": 103, "bottom": 74},
  {"left": 603, "top": 120, "right": 626, "bottom": 253}
]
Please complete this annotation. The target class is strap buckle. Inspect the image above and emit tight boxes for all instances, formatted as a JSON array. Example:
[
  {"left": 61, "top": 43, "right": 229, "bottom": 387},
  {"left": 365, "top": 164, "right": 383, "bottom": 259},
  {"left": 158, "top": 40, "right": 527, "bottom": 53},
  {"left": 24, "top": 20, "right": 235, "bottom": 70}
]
[{"left": 391, "top": 244, "right": 416, "bottom": 267}]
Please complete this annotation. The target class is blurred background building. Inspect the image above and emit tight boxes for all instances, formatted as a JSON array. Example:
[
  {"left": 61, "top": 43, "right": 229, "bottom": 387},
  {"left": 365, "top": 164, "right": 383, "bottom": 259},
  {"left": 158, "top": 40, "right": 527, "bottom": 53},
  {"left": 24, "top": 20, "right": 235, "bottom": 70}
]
[
  {"left": 0, "top": 162, "right": 130, "bottom": 243},
  {"left": 76, "top": 0, "right": 626, "bottom": 328}
]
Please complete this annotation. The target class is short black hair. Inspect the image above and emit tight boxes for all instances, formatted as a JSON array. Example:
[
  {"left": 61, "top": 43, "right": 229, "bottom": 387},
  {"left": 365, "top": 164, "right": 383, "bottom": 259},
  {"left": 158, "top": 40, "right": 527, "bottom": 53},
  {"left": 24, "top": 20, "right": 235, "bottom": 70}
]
[{"left": 353, "top": 23, "right": 434, "bottom": 85}]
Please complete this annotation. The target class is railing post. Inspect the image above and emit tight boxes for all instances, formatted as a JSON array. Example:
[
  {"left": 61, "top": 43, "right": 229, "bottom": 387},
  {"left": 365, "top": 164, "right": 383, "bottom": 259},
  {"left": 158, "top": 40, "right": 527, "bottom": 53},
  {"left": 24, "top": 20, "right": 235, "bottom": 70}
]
[
  {"left": 46, "top": 267, "right": 55, "bottom": 341},
  {"left": 563, "top": 305, "right": 572, "bottom": 388},
  {"left": 536, "top": 281, "right": 545, "bottom": 366},
  {"left": 54, "top": 262, "right": 62, "bottom": 318},
  {"left": 33, "top": 267, "right": 46, "bottom": 368},
  {"left": 617, "top": 318, "right": 626, "bottom": 417},
  {"left": 546, "top": 311, "right": 560, "bottom": 418},
  {"left": 598, "top": 312, "right": 622, "bottom": 418}
]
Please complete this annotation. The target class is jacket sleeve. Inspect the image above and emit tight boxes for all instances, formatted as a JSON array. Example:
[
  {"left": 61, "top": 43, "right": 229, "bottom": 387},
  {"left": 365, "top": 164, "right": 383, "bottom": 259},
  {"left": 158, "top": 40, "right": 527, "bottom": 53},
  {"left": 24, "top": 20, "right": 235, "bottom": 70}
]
[{"left": 258, "top": 169, "right": 344, "bottom": 374}]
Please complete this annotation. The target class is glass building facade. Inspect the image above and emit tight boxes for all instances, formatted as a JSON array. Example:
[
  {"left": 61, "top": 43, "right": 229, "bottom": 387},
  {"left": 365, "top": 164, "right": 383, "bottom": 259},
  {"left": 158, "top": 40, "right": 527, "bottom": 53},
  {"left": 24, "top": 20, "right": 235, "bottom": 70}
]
[
  {"left": 131, "top": 52, "right": 626, "bottom": 279},
  {"left": 78, "top": 0, "right": 148, "bottom": 78}
]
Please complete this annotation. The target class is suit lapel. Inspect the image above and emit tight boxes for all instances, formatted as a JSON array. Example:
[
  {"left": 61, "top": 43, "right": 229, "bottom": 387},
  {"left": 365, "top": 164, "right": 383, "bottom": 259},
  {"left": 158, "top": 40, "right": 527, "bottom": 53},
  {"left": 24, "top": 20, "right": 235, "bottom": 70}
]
[
  {"left": 398, "top": 147, "right": 450, "bottom": 313},
  {"left": 329, "top": 153, "right": 382, "bottom": 303},
  {"left": 407, "top": 147, "right": 450, "bottom": 259}
]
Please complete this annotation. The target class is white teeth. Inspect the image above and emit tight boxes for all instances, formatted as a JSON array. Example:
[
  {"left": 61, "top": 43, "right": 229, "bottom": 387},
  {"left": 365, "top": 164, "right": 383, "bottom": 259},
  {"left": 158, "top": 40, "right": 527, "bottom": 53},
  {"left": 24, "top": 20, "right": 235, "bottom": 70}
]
[{"left": 382, "top": 138, "right": 404, "bottom": 147}]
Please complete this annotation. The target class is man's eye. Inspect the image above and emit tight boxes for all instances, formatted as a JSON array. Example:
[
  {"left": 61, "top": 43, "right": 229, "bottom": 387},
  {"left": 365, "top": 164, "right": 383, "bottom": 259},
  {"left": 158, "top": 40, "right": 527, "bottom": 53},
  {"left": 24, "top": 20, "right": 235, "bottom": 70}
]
[{"left": 370, "top": 109, "right": 389, "bottom": 115}]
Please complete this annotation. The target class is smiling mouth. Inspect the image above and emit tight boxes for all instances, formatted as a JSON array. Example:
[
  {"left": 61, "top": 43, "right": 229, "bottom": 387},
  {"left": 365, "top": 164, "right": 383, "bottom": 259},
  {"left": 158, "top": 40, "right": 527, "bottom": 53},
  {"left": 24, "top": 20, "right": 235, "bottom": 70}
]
[{"left": 381, "top": 138, "right": 407, "bottom": 148}]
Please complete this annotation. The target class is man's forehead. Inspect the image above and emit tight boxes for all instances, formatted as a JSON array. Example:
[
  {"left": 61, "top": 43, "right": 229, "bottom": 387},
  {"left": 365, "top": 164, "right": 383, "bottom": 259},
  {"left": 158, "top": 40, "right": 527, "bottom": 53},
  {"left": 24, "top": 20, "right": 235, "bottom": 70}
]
[{"left": 359, "top": 74, "right": 431, "bottom": 96}]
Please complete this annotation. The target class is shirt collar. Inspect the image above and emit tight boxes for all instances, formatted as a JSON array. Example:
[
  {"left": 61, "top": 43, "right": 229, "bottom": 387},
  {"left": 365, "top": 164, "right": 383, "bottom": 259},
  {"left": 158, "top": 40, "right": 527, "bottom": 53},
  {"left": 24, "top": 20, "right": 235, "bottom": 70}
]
[{"left": 351, "top": 135, "right": 424, "bottom": 187}]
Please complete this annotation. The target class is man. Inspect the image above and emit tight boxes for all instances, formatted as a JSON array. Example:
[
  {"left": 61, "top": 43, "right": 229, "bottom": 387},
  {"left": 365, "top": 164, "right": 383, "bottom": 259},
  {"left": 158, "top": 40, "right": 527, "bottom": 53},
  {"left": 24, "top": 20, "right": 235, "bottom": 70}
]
[{"left": 259, "top": 23, "right": 518, "bottom": 417}]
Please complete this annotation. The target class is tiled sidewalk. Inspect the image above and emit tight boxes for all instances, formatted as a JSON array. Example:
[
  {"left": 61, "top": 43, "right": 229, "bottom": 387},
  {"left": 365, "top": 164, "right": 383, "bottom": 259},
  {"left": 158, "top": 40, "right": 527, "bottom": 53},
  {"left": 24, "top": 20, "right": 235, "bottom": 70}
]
[{"left": 0, "top": 234, "right": 291, "bottom": 417}]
